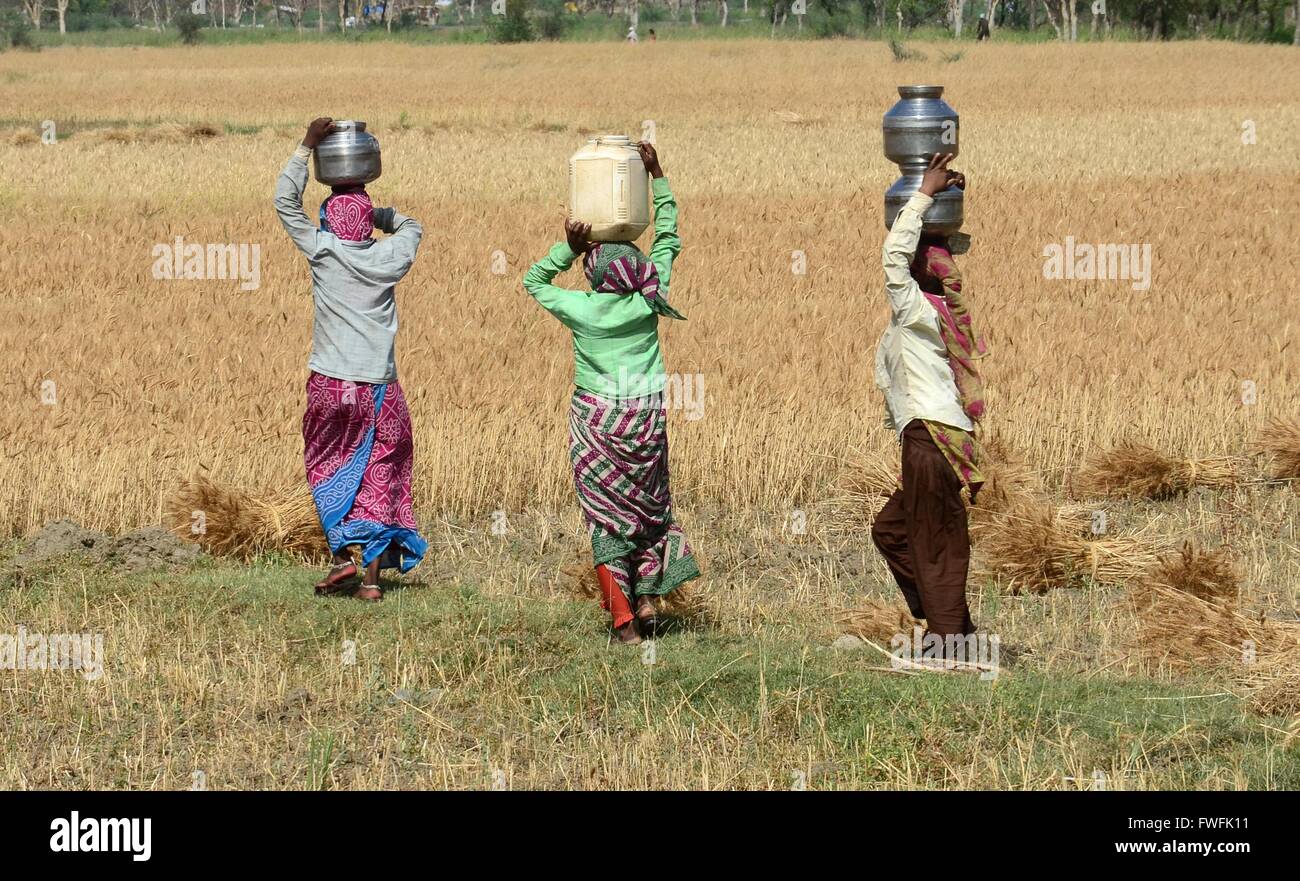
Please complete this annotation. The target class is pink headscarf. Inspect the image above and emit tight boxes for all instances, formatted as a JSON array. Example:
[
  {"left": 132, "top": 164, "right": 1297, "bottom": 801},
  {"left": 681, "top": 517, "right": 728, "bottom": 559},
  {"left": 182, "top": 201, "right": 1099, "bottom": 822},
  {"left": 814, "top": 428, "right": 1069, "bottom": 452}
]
[{"left": 323, "top": 191, "right": 374, "bottom": 242}]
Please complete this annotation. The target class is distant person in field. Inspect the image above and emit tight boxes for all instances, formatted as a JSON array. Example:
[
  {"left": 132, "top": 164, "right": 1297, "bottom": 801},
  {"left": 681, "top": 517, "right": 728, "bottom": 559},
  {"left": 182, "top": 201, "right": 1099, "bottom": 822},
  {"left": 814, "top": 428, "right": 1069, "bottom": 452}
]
[
  {"left": 275, "top": 116, "right": 428, "bottom": 602},
  {"left": 870, "top": 153, "right": 987, "bottom": 642},
  {"left": 977, "top": 16, "right": 990, "bottom": 40},
  {"left": 523, "top": 142, "right": 700, "bottom": 646}
]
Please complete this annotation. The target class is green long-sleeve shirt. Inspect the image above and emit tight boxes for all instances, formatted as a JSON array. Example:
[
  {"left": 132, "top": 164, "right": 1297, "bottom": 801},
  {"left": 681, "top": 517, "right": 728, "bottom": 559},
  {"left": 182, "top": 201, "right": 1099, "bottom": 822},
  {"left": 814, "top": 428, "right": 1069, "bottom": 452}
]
[{"left": 523, "top": 176, "right": 682, "bottom": 400}]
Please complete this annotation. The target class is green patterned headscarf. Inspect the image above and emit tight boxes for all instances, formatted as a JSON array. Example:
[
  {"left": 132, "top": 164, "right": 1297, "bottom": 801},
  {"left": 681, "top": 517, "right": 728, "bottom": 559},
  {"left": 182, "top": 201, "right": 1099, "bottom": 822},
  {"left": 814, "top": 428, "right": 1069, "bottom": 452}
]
[{"left": 583, "top": 243, "right": 685, "bottom": 320}]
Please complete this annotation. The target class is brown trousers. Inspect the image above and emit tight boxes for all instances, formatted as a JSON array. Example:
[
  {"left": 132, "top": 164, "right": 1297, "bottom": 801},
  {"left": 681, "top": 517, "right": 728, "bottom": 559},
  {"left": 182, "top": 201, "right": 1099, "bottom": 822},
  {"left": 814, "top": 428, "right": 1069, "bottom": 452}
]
[{"left": 870, "top": 419, "right": 975, "bottom": 636}]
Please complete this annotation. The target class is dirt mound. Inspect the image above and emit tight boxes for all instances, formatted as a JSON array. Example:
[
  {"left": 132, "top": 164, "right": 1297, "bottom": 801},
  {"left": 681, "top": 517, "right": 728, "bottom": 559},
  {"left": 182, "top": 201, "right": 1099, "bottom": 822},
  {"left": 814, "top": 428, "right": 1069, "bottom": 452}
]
[
  {"left": 110, "top": 526, "right": 203, "bottom": 571},
  {"left": 17, "top": 520, "right": 203, "bottom": 572}
]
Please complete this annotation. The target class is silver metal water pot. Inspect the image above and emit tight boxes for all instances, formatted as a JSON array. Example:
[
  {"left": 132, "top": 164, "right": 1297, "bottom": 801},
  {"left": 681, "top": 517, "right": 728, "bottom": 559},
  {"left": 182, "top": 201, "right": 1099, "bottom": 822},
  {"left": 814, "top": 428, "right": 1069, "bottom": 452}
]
[
  {"left": 313, "top": 120, "right": 382, "bottom": 188},
  {"left": 882, "top": 86, "right": 962, "bottom": 234}
]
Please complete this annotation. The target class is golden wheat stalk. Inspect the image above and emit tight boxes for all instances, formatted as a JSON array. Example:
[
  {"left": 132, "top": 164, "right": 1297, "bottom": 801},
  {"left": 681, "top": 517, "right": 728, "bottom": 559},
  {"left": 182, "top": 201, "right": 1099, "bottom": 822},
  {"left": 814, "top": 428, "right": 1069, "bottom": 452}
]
[
  {"left": 1074, "top": 441, "right": 1239, "bottom": 500},
  {"left": 1252, "top": 418, "right": 1300, "bottom": 482},
  {"left": 166, "top": 474, "right": 326, "bottom": 560},
  {"left": 837, "top": 599, "right": 918, "bottom": 644}
]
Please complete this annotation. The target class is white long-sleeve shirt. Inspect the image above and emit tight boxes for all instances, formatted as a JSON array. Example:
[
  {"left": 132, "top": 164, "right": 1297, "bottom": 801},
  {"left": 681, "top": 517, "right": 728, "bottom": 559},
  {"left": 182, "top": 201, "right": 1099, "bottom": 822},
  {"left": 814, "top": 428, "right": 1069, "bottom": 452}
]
[{"left": 874, "top": 192, "right": 972, "bottom": 438}]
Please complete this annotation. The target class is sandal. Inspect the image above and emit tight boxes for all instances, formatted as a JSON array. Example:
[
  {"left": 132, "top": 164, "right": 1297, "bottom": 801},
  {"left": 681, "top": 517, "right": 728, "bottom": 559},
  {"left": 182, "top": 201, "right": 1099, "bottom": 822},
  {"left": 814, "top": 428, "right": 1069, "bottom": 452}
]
[
  {"left": 314, "top": 562, "right": 359, "bottom": 596},
  {"left": 635, "top": 597, "right": 658, "bottom": 633}
]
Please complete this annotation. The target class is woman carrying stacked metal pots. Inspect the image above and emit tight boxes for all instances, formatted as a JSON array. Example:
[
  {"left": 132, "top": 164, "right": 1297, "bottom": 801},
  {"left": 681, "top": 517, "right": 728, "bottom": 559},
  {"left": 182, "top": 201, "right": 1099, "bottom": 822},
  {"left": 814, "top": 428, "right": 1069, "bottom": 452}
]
[{"left": 870, "top": 86, "right": 991, "bottom": 652}]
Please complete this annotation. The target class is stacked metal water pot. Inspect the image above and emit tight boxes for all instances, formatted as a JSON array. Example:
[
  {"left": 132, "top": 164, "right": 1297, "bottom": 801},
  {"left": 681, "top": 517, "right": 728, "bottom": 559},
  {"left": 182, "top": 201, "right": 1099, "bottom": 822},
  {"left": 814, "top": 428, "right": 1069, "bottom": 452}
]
[
  {"left": 313, "top": 120, "right": 382, "bottom": 187},
  {"left": 882, "top": 85, "right": 962, "bottom": 235}
]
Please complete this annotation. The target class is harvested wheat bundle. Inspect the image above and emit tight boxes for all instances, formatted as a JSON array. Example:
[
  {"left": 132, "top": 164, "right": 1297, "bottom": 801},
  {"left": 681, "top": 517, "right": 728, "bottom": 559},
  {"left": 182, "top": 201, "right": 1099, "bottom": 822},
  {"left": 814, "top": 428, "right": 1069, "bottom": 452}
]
[
  {"left": 1252, "top": 417, "right": 1300, "bottom": 482},
  {"left": 1148, "top": 540, "right": 1240, "bottom": 604},
  {"left": 167, "top": 474, "right": 325, "bottom": 560},
  {"left": 970, "top": 434, "right": 1039, "bottom": 520},
  {"left": 561, "top": 548, "right": 706, "bottom": 620},
  {"left": 1240, "top": 658, "right": 1300, "bottom": 719},
  {"left": 840, "top": 453, "right": 900, "bottom": 501},
  {"left": 1129, "top": 543, "right": 1247, "bottom": 670},
  {"left": 1128, "top": 543, "right": 1300, "bottom": 715},
  {"left": 973, "top": 496, "right": 1163, "bottom": 593},
  {"left": 88, "top": 122, "right": 221, "bottom": 146},
  {"left": 838, "top": 599, "right": 918, "bottom": 644},
  {"left": 1075, "top": 441, "right": 1239, "bottom": 500}
]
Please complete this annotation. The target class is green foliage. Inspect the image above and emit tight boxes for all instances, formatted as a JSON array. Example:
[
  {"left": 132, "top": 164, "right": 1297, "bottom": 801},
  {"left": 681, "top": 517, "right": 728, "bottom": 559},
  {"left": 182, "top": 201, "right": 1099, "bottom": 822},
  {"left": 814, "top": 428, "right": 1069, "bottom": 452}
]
[
  {"left": 0, "top": 9, "right": 34, "bottom": 51},
  {"left": 488, "top": 0, "right": 534, "bottom": 43},
  {"left": 174, "top": 13, "right": 205, "bottom": 45},
  {"left": 537, "top": 0, "right": 569, "bottom": 40},
  {"left": 638, "top": 3, "right": 667, "bottom": 23},
  {"left": 813, "top": 0, "right": 852, "bottom": 37}
]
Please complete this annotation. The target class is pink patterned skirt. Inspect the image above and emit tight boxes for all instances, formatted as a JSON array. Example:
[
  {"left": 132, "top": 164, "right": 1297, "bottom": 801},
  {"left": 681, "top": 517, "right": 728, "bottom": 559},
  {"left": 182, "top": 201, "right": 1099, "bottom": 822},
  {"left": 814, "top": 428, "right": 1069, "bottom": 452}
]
[{"left": 303, "top": 371, "right": 426, "bottom": 572}]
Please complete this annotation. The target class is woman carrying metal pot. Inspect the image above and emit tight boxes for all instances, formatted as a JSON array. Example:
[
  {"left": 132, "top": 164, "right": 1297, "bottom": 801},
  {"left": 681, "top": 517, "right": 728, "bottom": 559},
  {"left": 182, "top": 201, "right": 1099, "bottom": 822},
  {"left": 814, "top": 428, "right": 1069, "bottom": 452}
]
[
  {"left": 275, "top": 116, "right": 428, "bottom": 602},
  {"left": 871, "top": 154, "right": 988, "bottom": 642}
]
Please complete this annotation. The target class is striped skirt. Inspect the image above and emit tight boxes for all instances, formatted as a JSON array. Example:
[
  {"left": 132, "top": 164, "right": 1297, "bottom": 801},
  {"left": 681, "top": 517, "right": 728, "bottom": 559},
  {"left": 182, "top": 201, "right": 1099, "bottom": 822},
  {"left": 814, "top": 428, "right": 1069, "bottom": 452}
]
[{"left": 568, "top": 390, "right": 699, "bottom": 603}]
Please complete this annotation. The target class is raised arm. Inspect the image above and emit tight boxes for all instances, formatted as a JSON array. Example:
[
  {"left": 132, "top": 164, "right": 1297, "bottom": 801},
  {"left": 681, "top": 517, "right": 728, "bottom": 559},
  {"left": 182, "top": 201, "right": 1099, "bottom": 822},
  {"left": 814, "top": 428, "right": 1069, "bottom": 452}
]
[
  {"left": 274, "top": 118, "right": 335, "bottom": 259},
  {"left": 882, "top": 153, "right": 964, "bottom": 326},
  {"left": 275, "top": 146, "right": 320, "bottom": 259},
  {"left": 882, "top": 192, "right": 932, "bottom": 327},
  {"left": 523, "top": 222, "right": 588, "bottom": 329},
  {"left": 639, "top": 142, "right": 681, "bottom": 291}
]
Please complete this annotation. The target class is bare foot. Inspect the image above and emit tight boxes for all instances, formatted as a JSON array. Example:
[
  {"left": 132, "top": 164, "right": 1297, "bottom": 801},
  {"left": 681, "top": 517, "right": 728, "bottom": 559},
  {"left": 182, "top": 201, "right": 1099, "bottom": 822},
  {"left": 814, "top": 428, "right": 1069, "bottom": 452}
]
[
  {"left": 314, "top": 561, "right": 359, "bottom": 596},
  {"left": 614, "top": 621, "right": 642, "bottom": 645},
  {"left": 353, "top": 584, "right": 383, "bottom": 603}
]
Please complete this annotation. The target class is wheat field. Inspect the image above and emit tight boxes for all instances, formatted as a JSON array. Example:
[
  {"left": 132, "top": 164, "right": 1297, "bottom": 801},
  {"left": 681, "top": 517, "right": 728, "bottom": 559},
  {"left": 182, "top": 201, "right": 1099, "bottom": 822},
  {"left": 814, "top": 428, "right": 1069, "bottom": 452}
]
[
  {"left": 1, "top": 40, "right": 1299, "bottom": 789},
  {"left": 3, "top": 39, "right": 1298, "bottom": 531}
]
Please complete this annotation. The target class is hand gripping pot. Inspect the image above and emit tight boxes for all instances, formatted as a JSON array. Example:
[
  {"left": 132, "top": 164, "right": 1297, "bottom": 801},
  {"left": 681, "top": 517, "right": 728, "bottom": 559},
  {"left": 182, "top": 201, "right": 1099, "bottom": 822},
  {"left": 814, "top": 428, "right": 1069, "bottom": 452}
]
[
  {"left": 568, "top": 135, "right": 651, "bottom": 243},
  {"left": 882, "top": 86, "right": 963, "bottom": 235}
]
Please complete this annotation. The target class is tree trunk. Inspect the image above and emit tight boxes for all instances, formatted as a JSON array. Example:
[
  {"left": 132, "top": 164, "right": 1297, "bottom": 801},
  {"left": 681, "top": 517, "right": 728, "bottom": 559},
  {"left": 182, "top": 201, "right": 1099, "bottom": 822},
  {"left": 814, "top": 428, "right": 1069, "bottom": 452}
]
[
  {"left": 949, "top": 0, "right": 963, "bottom": 36},
  {"left": 1041, "top": 0, "right": 1061, "bottom": 37},
  {"left": 719, "top": 0, "right": 727, "bottom": 25},
  {"left": 57, "top": 0, "right": 67, "bottom": 33},
  {"left": 23, "top": 0, "right": 43, "bottom": 29},
  {"left": 1294, "top": 0, "right": 1299, "bottom": 43},
  {"left": 690, "top": 0, "right": 697, "bottom": 24}
]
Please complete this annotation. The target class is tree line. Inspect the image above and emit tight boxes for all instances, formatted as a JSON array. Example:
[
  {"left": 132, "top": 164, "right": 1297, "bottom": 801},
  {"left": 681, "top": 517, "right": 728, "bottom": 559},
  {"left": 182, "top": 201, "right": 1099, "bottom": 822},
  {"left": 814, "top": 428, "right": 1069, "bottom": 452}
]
[{"left": 1, "top": 0, "right": 1296, "bottom": 43}]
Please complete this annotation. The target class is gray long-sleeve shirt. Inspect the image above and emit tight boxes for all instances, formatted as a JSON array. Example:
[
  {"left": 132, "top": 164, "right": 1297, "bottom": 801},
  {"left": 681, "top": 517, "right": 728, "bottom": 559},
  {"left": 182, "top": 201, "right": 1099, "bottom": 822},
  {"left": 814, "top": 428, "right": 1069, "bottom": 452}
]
[{"left": 274, "top": 147, "right": 422, "bottom": 385}]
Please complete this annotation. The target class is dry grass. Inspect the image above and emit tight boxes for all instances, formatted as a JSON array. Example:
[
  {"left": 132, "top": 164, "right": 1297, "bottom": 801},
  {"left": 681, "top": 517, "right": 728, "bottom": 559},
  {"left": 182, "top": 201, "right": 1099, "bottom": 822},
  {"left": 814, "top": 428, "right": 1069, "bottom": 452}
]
[
  {"left": 1, "top": 40, "right": 1298, "bottom": 788},
  {"left": 1074, "top": 441, "right": 1240, "bottom": 500},
  {"left": 838, "top": 599, "right": 918, "bottom": 644},
  {"left": 165, "top": 474, "right": 325, "bottom": 560},
  {"left": 1129, "top": 542, "right": 1300, "bottom": 718}
]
